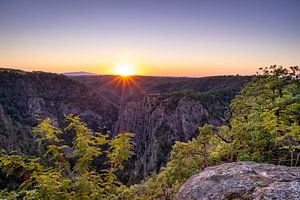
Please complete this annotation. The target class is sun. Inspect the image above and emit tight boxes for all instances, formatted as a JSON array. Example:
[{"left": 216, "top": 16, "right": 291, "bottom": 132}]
[{"left": 115, "top": 62, "right": 135, "bottom": 77}]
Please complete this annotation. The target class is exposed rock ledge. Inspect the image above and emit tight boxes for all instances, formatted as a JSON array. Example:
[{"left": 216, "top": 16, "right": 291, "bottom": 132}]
[{"left": 175, "top": 162, "right": 300, "bottom": 200}]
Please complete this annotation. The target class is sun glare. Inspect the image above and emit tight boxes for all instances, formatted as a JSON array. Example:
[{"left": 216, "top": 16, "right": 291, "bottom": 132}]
[{"left": 115, "top": 62, "right": 135, "bottom": 76}]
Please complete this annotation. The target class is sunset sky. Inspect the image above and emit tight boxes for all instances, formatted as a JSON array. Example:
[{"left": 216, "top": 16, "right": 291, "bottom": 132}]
[{"left": 0, "top": 0, "right": 299, "bottom": 77}]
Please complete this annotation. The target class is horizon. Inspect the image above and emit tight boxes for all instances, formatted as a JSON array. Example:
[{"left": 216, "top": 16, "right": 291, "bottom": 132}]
[
  {"left": 0, "top": 0, "right": 299, "bottom": 76},
  {"left": 0, "top": 66, "right": 257, "bottom": 78}
]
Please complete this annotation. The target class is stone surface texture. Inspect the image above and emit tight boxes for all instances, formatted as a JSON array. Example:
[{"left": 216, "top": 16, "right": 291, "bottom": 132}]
[{"left": 175, "top": 162, "right": 300, "bottom": 200}]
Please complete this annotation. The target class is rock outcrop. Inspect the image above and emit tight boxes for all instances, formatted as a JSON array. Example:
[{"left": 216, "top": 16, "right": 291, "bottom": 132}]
[{"left": 175, "top": 162, "right": 300, "bottom": 200}]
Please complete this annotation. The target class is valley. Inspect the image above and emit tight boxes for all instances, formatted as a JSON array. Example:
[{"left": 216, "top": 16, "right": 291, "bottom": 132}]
[{"left": 0, "top": 68, "right": 251, "bottom": 183}]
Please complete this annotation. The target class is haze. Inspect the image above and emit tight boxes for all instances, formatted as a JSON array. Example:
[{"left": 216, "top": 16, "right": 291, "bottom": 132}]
[{"left": 0, "top": 0, "right": 299, "bottom": 76}]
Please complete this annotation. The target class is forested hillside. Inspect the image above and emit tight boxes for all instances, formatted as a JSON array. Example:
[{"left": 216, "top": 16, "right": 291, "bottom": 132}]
[
  {"left": 0, "top": 69, "right": 118, "bottom": 154},
  {"left": 73, "top": 75, "right": 251, "bottom": 106}
]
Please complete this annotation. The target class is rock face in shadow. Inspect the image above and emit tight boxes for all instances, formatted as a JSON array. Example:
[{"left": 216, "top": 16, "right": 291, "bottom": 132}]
[
  {"left": 116, "top": 96, "right": 207, "bottom": 181},
  {"left": 115, "top": 94, "right": 229, "bottom": 184},
  {"left": 175, "top": 162, "right": 300, "bottom": 200}
]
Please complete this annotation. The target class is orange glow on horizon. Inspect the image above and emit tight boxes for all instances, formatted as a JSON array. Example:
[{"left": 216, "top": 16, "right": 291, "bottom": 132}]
[{"left": 114, "top": 62, "right": 136, "bottom": 76}]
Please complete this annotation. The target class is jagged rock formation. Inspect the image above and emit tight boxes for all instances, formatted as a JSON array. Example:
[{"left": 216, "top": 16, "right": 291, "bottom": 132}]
[
  {"left": 175, "top": 162, "right": 300, "bottom": 200},
  {"left": 116, "top": 96, "right": 207, "bottom": 182},
  {"left": 115, "top": 92, "right": 233, "bottom": 183}
]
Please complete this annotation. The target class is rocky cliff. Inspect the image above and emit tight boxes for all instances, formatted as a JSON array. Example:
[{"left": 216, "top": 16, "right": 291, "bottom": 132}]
[
  {"left": 115, "top": 91, "right": 234, "bottom": 183},
  {"left": 175, "top": 162, "right": 300, "bottom": 200}
]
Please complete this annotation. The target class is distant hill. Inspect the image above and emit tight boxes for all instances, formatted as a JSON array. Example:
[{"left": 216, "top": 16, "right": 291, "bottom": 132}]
[
  {"left": 72, "top": 75, "right": 252, "bottom": 106},
  {"left": 63, "top": 71, "right": 99, "bottom": 76}
]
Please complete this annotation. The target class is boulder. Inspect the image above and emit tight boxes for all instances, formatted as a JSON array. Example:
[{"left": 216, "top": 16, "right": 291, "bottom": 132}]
[{"left": 175, "top": 162, "right": 300, "bottom": 200}]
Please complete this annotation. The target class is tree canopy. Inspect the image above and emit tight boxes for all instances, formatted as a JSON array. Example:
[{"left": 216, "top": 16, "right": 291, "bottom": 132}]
[{"left": 0, "top": 115, "right": 134, "bottom": 199}]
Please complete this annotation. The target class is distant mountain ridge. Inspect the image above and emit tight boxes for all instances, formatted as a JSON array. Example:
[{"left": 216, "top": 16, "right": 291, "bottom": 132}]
[{"left": 63, "top": 71, "right": 99, "bottom": 76}]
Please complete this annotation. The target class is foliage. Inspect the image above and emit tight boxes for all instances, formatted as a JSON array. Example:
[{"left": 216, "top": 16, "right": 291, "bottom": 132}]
[
  {"left": 228, "top": 65, "right": 300, "bottom": 165},
  {"left": 0, "top": 115, "right": 134, "bottom": 200}
]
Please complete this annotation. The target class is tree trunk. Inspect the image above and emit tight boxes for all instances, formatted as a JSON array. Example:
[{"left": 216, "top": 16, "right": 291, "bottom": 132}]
[
  {"left": 295, "top": 153, "right": 300, "bottom": 167},
  {"left": 203, "top": 144, "right": 208, "bottom": 168},
  {"left": 290, "top": 151, "right": 294, "bottom": 167}
]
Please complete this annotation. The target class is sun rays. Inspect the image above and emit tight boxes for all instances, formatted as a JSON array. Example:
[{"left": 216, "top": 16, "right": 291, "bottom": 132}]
[{"left": 97, "top": 74, "right": 146, "bottom": 108}]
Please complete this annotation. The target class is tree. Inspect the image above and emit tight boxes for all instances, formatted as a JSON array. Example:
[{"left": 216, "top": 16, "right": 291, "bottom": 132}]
[
  {"left": 0, "top": 115, "right": 134, "bottom": 199},
  {"left": 229, "top": 65, "right": 300, "bottom": 165},
  {"left": 198, "top": 124, "right": 214, "bottom": 167}
]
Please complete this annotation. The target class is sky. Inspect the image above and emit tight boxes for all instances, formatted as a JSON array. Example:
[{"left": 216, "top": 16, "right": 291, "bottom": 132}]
[{"left": 0, "top": 0, "right": 299, "bottom": 77}]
